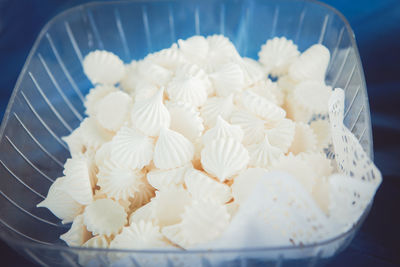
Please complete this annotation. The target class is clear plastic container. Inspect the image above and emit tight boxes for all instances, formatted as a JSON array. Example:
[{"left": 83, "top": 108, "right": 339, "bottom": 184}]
[{"left": 0, "top": 0, "right": 373, "bottom": 266}]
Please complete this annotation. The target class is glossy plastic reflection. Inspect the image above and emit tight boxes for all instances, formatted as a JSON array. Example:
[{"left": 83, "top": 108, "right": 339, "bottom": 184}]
[{"left": 0, "top": 0, "right": 372, "bottom": 266}]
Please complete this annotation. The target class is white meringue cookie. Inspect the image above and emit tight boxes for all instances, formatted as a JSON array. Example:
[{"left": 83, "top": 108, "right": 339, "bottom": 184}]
[
  {"left": 63, "top": 155, "right": 94, "bottom": 205},
  {"left": 202, "top": 116, "right": 243, "bottom": 145},
  {"left": 110, "top": 126, "right": 154, "bottom": 169},
  {"left": 131, "top": 88, "right": 171, "bottom": 136},
  {"left": 69, "top": 117, "right": 114, "bottom": 151},
  {"left": 137, "top": 60, "right": 173, "bottom": 87},
  {"left": 248, "top": 79, "right": 280, "bottom": 106},
  {"left": 83, "top": 50, "right": 125, "bottom": 85},
  {"left": 240, "top": 57, "right": 265, "bottom": 87},
  {"left": 184, "top": 168, "right": 232, "bottom": 204},
  {"left": 277, "top": 75, "right": 298, "bottom": 94},
  {"left": 60, "top": 215, "right": 91, "bottom": 247},
  {"left": 201, "top": 138, "right": 249, "bottom": 182},
  {"left": 37, "top": 177, "right": 83, "bottom": 224},
  {"left": 247, "top": 135, "right": 284, "bottom": 168},
  {"left": 120, "top": 60, "right": 140, "bottom": 94},
  {"left": 62, "top": 128, "right": 86, "bottom": 156},
  {"left": 84, "top": 85, "right": 118, "bottom": 116},
  {"left": 288, "top": 122, "right": 318, "bottom": 155},
  {"left": 97, "top": 160, "right": 146, "bottom": 200},
  {"left": 310, "top": 119, "right": 332, "bottom": 150},
  {"left": 129, "top": 202, "right": 155, "bottom": 225},
  {"left": 162, "top": 199, "right": 230, "bottom": 248},
  {"left": 146, "top": 164, "right": 191, "bottom": 191},
  {"left": 206, "top": 35, "right": 241, "bottom": 71},
  {"left": 200, "top": 94, "right": 235, "bottom": 128},
  {"left": 300, "top": 152, "right": 333, "bottom": 179},
  {"left": 145, "top": 44, "right": 187, "bottom": 71},
  {"left": 292, "top": 80, "right": 332, "bottom": 114},
  {"left": 110, "top": 221, "right": 168, "bottom": 249},
  {"left": 265, "top": 118, "right": 296, "bottom": 153},
  {"left": 166, "top": 64, "right": 210, "bottom": 107},
  {"left": 151, "top": 188, "right": 192, "bottom": 227},
  {"left": 153, "top": 127, "right": 194, "bottom": 170},
  {"left": 210, "top": 62, "right": 245, "bottom": 96},
  {"left": 83, "top": 198, "right": 127, "bottom": 237},
  {"left": 95, "top": 91, "right": 133, "bottom": 132},
  {"left": 239, "top": 90, "right": 286, "bottom": 123},
  {"left": 285, "top": 93, "right": 314, "bottom": 123},
  {"left": 230, "top": 110, "right": 266, "bottom": 145},
  {"left": 289, "top": 44, "right": 330, "bottom": 82},
  {"left": 178, "top": 36, "right": 209, "bottom": 66},
  {"left": 258, "top": 37, "right": 300, "bottom": 76},
  {"left": 94, "top": 141, "right": 112, "bottom": 167},
  {"left": 167, "top": 101, "right": 204, "bottom": 142},
  {"left": 133, "top": 80, "right": 159, "bottom": 102}
]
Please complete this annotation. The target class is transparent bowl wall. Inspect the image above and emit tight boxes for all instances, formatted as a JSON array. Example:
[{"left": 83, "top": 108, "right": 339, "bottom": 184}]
[{"left": 0, "top": 0, "right": 372, "bottom": 266}]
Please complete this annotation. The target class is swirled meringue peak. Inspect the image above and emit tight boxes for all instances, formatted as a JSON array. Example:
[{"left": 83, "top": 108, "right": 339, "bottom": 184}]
[
  {"left": 153, "top": 127, "right": 194, "bottom": 170},
  {"left": 201, "top": 138, "right": 249, "bottom": 182},
  {"left": 83, "top": 50, "right": 125, "bottom": 85},
  {"left": 131, "top": 87, "right": 171, "bottom": 136},
  {"left": 110, "top": 126, "right": 154, "bottom": 169},
  {"left": 202, "top": 116, "right": 243, "bottom": 145},
  {"left": 258, "top": 37, "right": 300, "bottom": 77},
  {"left": 289, "top": 44, "right": 330, "bottom": 82},
  {"left": 166, "top": 64, "right": 210, "bottom": 107}
]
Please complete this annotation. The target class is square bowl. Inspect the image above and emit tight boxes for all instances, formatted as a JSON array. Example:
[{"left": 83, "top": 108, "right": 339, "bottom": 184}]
[{"left": 0, "top": 0, "right": 373, "bottom": 266}]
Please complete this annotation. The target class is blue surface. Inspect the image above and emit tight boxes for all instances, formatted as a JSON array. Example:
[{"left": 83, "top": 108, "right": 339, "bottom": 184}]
[{"left": 0, "top": 0, "right": 399, "bottom": 266}]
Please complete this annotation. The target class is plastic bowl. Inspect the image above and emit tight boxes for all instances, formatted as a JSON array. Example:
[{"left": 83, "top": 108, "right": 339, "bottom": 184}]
[{"left": 0, "top": 0, "right": 373, "bottom": 266}]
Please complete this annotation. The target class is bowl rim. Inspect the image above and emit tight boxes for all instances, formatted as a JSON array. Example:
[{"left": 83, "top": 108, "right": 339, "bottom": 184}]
[{"left": 0, "top": 0, "right": 374, "bottom": 256}]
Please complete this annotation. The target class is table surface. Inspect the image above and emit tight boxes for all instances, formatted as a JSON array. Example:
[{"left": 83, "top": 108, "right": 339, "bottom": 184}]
[{"left": 1, "top": 0, "right": 399, "bottom": 266}]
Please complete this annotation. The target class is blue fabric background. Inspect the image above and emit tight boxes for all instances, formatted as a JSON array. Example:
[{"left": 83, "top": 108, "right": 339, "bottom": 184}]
[{"left": 0, "top": 0, "right": 399, "bottom": 266}]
